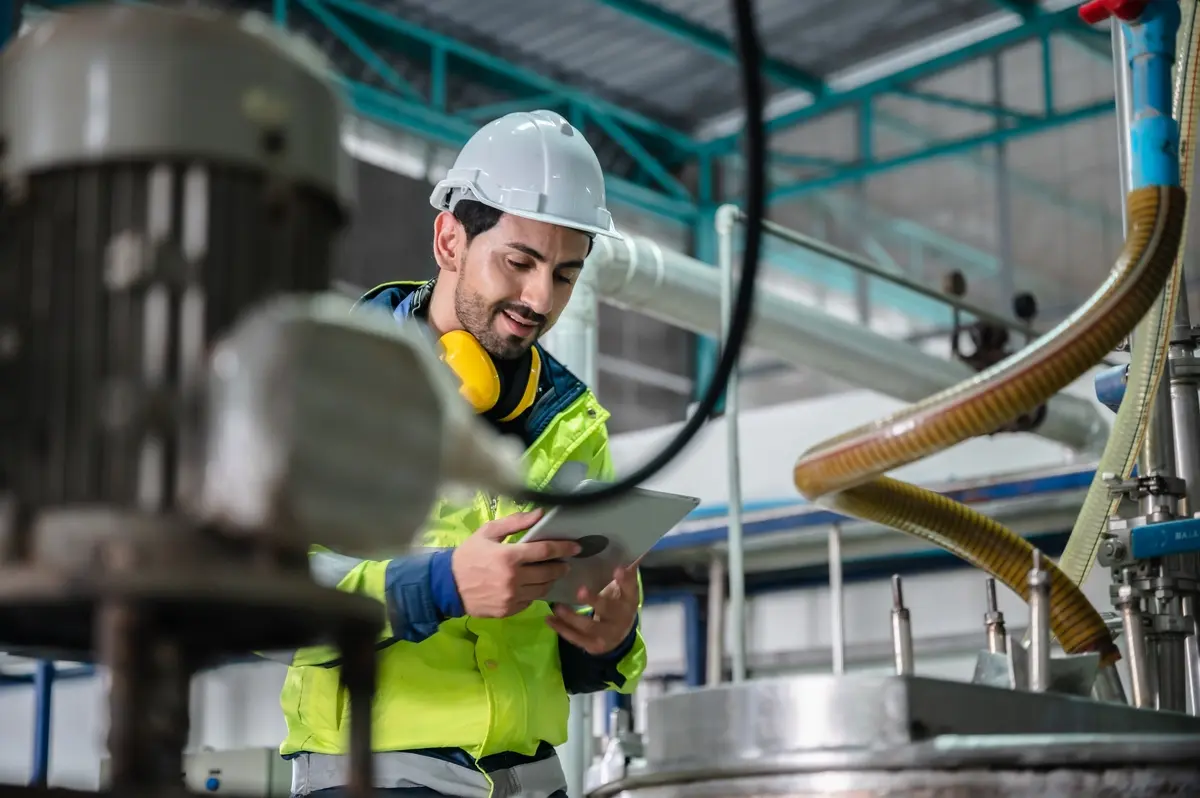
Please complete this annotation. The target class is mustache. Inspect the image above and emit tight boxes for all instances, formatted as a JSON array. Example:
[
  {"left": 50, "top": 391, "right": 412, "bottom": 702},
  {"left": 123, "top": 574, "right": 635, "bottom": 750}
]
[{"left": 496, "top": 303, "right": 547, "bottom": 327}]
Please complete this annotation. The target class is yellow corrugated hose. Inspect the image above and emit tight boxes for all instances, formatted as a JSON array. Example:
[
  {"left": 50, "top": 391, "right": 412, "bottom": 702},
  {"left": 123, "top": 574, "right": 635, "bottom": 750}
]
[{"left": 794, "top": 182, "right": 1187, "bottom": 665}]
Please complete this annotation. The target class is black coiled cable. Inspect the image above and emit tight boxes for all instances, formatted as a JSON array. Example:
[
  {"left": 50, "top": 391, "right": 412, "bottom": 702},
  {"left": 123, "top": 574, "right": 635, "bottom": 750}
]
[{"left": 516, "top": 0, "right": 767, "bottom": 507}]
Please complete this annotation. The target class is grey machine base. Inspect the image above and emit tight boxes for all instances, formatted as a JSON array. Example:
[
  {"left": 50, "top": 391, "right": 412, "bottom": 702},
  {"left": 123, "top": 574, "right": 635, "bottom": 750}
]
[{"left": 590, "top": 673, "right": 1200, "bottom": 798}]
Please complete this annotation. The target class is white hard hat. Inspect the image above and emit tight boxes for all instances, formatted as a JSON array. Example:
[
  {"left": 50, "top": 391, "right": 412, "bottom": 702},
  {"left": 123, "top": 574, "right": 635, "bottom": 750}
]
[{"left": 430, "top": 110, "right": 621, "bottom": 239}]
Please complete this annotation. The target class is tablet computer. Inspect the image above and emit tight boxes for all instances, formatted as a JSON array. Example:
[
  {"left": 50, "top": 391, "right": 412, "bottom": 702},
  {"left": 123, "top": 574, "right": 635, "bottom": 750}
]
[{"left": 519, "top": 480, "right": 700, "bottom": 605}]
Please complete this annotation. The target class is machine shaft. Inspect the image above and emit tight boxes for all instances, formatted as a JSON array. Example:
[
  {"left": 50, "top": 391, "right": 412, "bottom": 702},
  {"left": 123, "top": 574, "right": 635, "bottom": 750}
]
[
  {"left": 891, "top": 575, "right": 913, "bottom": 677},
  {"left": 1028, "top": 550, "right": 1051, "bottom": 693},
  {"left": 984, "top": 577, "right": 1007, "bottom": 655}
]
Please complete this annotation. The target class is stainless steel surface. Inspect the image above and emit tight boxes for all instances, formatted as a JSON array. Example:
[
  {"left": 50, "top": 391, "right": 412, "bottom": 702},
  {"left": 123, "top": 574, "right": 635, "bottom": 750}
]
[
  {"left": 1118, "top": 586, "right": 1153, "bottom": 708},
  {"left": 889, "top": 576, "right": 913, "bottom": 677},
  {"left": 0, "top": 4, "right": 354, "bottom": 208},
  {"left": 632, "top": 674, "right": 1200, "bottom": 772},
  {"left": 828, "top": 526, "right": 845, "bottom": 675},
  {"left": 705, "top": 555, "right": 726, "bottom": 687},
  {"left": 589, "top": 234, "right": 1109, "bottom": 453},
  {"left": 1093, "top": 663, "right": 1130, "bottom": 705},
  {"left": 971, "top": 641, "right": 1098, "bottom": 696},
  {"left": 595, "top": 758, "right": 1200, "bottom": 798},
  {"left": 984, "top": 577, "right": 1007, "bottom": 654},
  {"left": 1183, "top": 594, "right": 1200, "bottom": 715},
  {"left": 716, "top": 204, "right": 746, "bottom": 685},
  {"left": 1027, "top": 551, "right": 1051, "bottom": 692}
]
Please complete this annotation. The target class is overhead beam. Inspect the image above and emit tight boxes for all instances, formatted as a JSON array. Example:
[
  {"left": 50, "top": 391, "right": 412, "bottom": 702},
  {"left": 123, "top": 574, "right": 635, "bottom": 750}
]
[
  {"left": 346, "top": 80, "right": 701, "bottom": 223},
  {"left": 702, "top": 3, "right": 1089, "bottom": 150},
  {"left": 317, "top": 0, "right": 701, "bottom": 153},
  {"left": 588, "top": 0, "right": 825, "bottom": 95},
  {"left": 768, "top": 98, "right": 1113, "bottom": 203}
]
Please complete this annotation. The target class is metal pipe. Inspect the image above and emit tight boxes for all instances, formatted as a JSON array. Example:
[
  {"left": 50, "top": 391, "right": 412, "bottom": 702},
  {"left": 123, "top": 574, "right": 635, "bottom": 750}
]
[
  {"left": 743, "top": 212, "right": 1035, "bottom": 338},
  {"left": 705, "top": 556, "right": 726, "bottom": 687},
  {"left": 1183, "top": 594, "right": 1200, "bottom": 715},
  {"left": 716, "top": 204, "right": 747, "bottom": 684},
  {"left": 828, "top": 525, "right": 845, "bottom": 675},
  {"left": 588, "top": 228, "right": 1109, "bottom": 453},
  {"left": 1117, "top": 585, "right": 1153, "bottom": 708},
  {"left": 1112, "top": 4, "right": 1182, "bottom": 489},
  {"left": 1152, "top": 634, "right": 1189, "bottom": 712},
  {"left": 983, "top": 577, "right": 1007, "bottom": 655},
  {"left": 30, "top": 659, "right": 54, "bottom": 787},
  {"left": 544, "top": 257, "right": 599, "bottom": 798},
  {"left": 1113, "top": 21, "right": 1133, "bottom": 208},
  {"left": 890, "top": 575, "right": 913, "bottom": 677},
  {"left": 1168, "top": 331, "right": 1200, "bottom": 515},
  {"left": 1027, "top": 550, "right": 1051, "bottom": 693}
]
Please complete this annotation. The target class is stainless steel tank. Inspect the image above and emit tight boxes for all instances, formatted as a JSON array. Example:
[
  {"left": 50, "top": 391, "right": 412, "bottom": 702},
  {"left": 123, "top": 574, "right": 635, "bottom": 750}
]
[{"left": 588, "top": 673, "right": 1200, "bottom": 798}]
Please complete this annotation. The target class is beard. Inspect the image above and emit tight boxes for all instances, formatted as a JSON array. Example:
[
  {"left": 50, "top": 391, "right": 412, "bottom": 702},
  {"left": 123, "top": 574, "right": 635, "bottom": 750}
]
[{"left": 454, "top": 281, "right": 545, "bottom": 360}]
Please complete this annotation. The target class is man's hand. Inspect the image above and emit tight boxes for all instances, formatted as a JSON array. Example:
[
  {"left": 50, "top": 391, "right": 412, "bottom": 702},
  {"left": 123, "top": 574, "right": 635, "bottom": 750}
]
[
  {"left": 546, "top": 565, "right": 639, "bottom": 656},
  {"left": 451, "top": 509, "right": 582, "bottom": 619}
]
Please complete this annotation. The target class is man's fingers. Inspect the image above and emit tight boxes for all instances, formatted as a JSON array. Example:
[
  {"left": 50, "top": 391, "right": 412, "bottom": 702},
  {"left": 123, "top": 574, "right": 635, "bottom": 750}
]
[
  {"left": 478, "top": 509, "right": 544, "bottom": 541},
  {"left": 546, "top": 616, "right": 597, "bottom": 652},
  {"left": 513, "top": 539, "right": 581, "bottom": 563},
  {"left": 518, "top": 561, "right": 570, "bottom": 586},
  {"left": 551, "top": 602, "right": 598, "bottom": 634}
]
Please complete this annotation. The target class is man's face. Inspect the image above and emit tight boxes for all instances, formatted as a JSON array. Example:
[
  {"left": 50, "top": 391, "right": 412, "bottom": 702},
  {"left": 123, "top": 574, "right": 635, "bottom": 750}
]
[{"left": 452, "top": 213, "right": 591, "bottom": 360}]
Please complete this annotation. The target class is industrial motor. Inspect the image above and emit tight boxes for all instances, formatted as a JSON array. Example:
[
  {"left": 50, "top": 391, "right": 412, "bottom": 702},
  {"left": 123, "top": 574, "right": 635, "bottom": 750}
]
[
  {"left": 0, "top": 5, "right": 353, "bottom": 521},
  {"left": 0, "top": 10, "right": 387, "bottom": 793}
]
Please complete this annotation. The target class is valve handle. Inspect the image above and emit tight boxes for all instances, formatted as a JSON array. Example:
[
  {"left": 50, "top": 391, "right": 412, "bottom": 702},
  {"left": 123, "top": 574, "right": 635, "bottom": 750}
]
[{"left": 1078, "top": 0, "right": 1149, "bottom": 24}]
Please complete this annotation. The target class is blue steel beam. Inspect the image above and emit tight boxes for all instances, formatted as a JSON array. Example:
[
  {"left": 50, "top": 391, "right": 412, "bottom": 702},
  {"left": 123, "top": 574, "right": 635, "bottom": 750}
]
[
  {"left": 991, "top": 0, "right": 1111, "bottom": 57},
  {"left": 316, "top": 0, "right": 700, "bottom": 154},
  {"left": 587, "top": 0, "right": 826, "bottom": 95},
  {"left": 707, "top": 4, "right": 1091, "bottom": 150},
  {"left": 306, "top": 0, "right": 701, "bottom": 218},
  {"left": 593, "top": 0, "right": 1113, "bottom": 230},
  {"left": 293, "top": 0, "right": 420, "bottom": 99},
  {"left": 891, "top": 86, "right": 1038, "bottom": 121},
  {"left": 769, "top": 98, "right": 1114, "bottom": 203},
  {"left": 346, "top": 80, "right": 700, "bottom": 223}
]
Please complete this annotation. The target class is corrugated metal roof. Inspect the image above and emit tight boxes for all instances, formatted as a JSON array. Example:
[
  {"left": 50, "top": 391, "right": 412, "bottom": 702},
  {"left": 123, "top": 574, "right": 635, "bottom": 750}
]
[{"left": 372, "top": 0, "right": 1006, "bottom": 123}]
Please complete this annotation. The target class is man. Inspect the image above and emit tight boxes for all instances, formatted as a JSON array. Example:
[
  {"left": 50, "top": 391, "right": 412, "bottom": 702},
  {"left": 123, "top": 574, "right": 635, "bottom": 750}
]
[{"left": 281, "top": 110, "right": 646, "bottom": 798}]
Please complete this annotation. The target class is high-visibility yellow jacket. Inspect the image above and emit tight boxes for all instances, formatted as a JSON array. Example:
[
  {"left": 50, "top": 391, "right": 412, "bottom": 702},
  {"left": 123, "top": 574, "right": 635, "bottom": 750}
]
[{"left": 278, "top": 281, "right": 647, "bottom": 763}]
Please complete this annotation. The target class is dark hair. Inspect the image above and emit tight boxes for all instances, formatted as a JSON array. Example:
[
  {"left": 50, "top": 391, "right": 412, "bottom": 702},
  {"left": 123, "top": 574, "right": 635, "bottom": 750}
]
[
  {"left": 452, "top": 198, "right": 595, "bottom": 255},
  {"left": 452, "top": 199, "right": 503, "bottom": 242}
]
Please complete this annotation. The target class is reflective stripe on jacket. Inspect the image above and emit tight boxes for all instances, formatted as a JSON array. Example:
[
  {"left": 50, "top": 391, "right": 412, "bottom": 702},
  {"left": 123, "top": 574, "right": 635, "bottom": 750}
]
[{"left": 277, "top": 281, "right": 647, "bottom": 772}]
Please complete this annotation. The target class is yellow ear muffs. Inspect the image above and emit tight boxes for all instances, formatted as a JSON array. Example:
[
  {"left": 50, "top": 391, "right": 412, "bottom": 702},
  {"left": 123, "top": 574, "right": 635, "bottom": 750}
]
[
  {"left": 438, "top": 329, "right": 501, "bottom": 413},
  {"left": 437, "top": 329, "right": 542, "bottom": 422}
]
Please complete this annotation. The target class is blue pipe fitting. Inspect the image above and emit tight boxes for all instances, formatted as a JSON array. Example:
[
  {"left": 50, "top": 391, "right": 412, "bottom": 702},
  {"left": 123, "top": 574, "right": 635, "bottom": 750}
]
[
  {"left": 1123, "top": 0, "right": 1182, "bottom": 190},
  {"left": 1094, "top": 363, "right": 1129, "bottom": 413},
  {"left": 1130, "top": 515, "right": 1200, "bottom": 558}
]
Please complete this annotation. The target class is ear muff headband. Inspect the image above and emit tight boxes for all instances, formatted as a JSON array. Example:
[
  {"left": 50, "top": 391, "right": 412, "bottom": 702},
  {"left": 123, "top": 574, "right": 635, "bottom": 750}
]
[
  {"left": 437, "top": 330, "right": 540, "bottom": 422},
  {"left": 499, "top": 346, "right": 541, "bottom": 423}
]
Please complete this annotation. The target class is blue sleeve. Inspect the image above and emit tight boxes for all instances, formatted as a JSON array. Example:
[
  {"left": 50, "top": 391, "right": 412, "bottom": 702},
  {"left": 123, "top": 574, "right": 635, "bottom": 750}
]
[
  {"left": 382, "top": 549, "right": 465, "bottom": 643},
  {"left": 558, "top": 613, "right": 639, "bottom": 694}
]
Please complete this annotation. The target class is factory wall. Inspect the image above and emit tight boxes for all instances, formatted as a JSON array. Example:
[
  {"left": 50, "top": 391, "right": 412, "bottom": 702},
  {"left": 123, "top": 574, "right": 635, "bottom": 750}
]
[{"left": 0, "top": 377, "right": 1114, "bottom": 788}]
